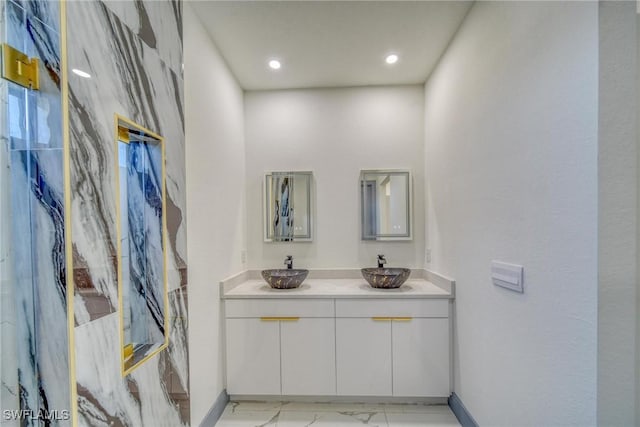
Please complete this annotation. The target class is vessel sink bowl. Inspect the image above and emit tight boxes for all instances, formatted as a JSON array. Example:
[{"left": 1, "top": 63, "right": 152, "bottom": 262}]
[
  {"left": 261, "top": 269, "right": 309, "bottom": 289},
  {"left": 361, "top": 267, "right": 411, "bottom": 289}
]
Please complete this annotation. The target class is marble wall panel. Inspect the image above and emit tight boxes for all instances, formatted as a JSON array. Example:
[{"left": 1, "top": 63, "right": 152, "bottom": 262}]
[
  {"left": 99, "top": 0, "right": 182, "bottom": 77},
  {"left": 66, "top": 0, "right": 188, "bottom": 425},
  {"left": 1, "top": 2, "right": 19, "bottom": 423},
  {"left": 68, "top": 0, "right": 186, "bottom": 324},
  {"left": 2, "top": 1, "right": 70, "bottom": 426},
  {"left": 13, "top": 0, "right": 60, "bottom": 33},
  {"left": 0, "top": 0, "right": 188, "bottom": 423}
]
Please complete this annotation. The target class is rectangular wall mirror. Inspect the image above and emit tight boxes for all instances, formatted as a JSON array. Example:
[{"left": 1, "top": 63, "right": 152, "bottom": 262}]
[
  {"left": 360, "top": 170, "right": 412, "bottom": 241},
  {"left": 115, "top": 115, "right": 169, "bottom": 375},
  {"left": 264, "top": 171, "right": 313, "bottom": 242}
]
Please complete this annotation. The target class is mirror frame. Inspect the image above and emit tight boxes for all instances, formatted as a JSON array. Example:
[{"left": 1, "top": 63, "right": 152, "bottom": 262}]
[
  {"left": 360, "top": 169, "right": 413, "bottom": 241},
  {"left": 263, "top": 171, "right": 314, "bottom": 242}
]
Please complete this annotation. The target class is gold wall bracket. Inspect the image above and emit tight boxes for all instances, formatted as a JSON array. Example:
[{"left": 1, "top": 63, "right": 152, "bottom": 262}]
[{"left": 2, "top": 43, "right": 39, "bottom": 90}]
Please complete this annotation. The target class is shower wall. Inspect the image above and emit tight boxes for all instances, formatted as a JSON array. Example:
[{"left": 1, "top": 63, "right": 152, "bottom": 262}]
[
  {"left": 65, "top": 0, "right": 188, "bottom": 425},
  {"left": 0, "top": 3, "right": 15, "bottom": 419},
  {"left": 1, "top": 0, "right": 69, "bottom": 426}
]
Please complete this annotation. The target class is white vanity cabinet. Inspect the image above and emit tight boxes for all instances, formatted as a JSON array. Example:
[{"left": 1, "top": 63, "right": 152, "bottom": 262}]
[
  {"left": 336, "top": 317, "right": 393, "bottom": 396},
  {"left": 335, "top": 299, "right": 450, "bottom": 397},
  {"left": 226, "top": 318, "right": 281, "bottom": 395},
  {"left": 392, "top": 317, "right": 450, "bottom": 397},
  {"left": 280, "top": 318, "right": 336, "bottom": 395},
  {"left": 224, "top": 292, "right": 452, "bottom": 398},
  {"left": 225, "top": 299, "right": 335, "bottom": 396}
]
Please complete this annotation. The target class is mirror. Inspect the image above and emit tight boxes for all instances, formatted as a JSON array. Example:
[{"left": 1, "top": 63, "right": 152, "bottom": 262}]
[
  {"left": 360, "top": 170, "right": 412, "bottom": 241},
  {"left": 115, "top": 115, "right": 169, "bottom": 375},
  {"left": 264, "top": 171, "right": 313, "bottom": 242}
]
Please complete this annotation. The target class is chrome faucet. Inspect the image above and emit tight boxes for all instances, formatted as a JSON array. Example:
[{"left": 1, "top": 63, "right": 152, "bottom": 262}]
[
  {"left": 284, "top": 255, "right": 293, "bottom": 270},
  {"left": 377, "top": 254, "right": 387, "bottom": 268}
]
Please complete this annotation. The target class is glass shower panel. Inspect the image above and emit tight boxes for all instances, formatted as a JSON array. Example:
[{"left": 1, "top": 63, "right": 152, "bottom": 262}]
[
  {"left": 0, "top": 1, "right": 69, "bottom": 426},
  {"left": 0, "top": 2, "right": 20, "bottom": 422}
]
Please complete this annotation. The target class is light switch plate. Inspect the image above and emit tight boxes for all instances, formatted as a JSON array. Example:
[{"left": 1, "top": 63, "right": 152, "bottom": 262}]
[{"left": 491, "top": 261, "right": 524, "bottom": 293}]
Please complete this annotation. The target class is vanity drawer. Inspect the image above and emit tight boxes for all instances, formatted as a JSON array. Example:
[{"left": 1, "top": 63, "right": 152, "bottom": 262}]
[
  {"left": 335, "top": 299, "right": 448, "bottom": 318},
  {"left": 225, "top": 299, "right": 335, "bottom": 318}
]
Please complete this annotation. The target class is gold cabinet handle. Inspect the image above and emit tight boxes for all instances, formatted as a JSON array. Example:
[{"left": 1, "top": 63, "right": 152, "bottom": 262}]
[
  {"left": 260, "top": 317, "right": 299, "bottom": 321},
  {"left": 372, "top": 317, "right": 412, "bottom": 321}
]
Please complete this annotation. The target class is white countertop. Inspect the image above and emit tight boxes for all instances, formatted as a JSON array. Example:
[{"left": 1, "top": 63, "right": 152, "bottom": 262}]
[{"left": 222, "top": 278, "right": 453, "bottom": 299}]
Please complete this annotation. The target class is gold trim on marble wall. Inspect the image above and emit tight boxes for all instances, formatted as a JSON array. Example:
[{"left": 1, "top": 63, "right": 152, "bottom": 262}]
[
  {"left": 60, "top": 1, "right": 78, "bottom": 426},
  {"left": 114, "top": 114, "right": 170, "bottom": 377},
  {"left": 117, "top": 126, "right": 130, "bottom": 143}
]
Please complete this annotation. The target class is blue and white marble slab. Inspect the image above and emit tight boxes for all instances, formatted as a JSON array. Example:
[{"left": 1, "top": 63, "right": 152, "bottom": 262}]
[
  {"left": 10, "top": 147, "right": 70, "bottom": 427},
  {"left": 0, "top": 3, "right": 19, "bottom": 422},
  {"left": 67, "top": 0, "right": 186, "bottom": 325},
  {"left": 12, "top": 0, "right": 60, "bottom": 33},
  {"left": 99, "top": 0, "right": 183, "bottom": 76},
  {"left": 2, "top": 0, "right": 70, "bottom": 425},
  {"left": 167, "top": 287, "right": 188, "bottom": 395},
  {"left": 66, "top": 0, "right": 188, "bottom": 424},
  {"left": 75, "top": 313, "right": 187, "bottom": 427}
]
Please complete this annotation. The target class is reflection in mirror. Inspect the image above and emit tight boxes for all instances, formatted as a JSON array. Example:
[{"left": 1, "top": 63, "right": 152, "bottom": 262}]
[
  {"left": 360, "top": 170, "right": 412, "bottom": 241},
  {"left": 115, "top": 115, "right": 168, "bottom": 375},
  {"left": 264, "top": 171, "right": 313, "bottom": 242}
]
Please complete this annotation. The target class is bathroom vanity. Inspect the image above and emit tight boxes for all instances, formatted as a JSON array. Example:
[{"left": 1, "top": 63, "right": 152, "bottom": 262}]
[{"left": 221, "top": 271, "right": 454, "bottom": 400}]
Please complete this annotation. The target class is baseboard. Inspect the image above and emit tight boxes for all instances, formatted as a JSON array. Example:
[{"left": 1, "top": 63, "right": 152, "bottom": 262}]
[
  {"left": 199, "top": 389, "right": 230, "bottom": 427},
  {"left": 448, "top": 393, "right": 478, "bottom": 427}
]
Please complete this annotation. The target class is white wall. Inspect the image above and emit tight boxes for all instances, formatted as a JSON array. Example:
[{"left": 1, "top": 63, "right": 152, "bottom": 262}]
[
  {"left": 637, "top": 12, "right": 640, "bottom": 421},
  {"left": 635, "top": 9, "right": 640, "bottom": 425},
  {"left": 598, "top": 2, "right": 638, "bottom": 426},
  {"left": 184, "top": 5, "right": 247, "bottom": 425},
  {"left": 244, "top": 86, "right": 425, "bottom": 270},
  {"left": 424, "top": 2, "right": 598, "bottom": 425}
]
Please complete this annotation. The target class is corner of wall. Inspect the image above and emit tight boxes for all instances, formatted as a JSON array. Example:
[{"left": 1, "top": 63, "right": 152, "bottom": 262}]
[
  {"left": 598, "top": 2, "right": 639, "bottom": 425},
  {"left": 184, "top": 5, "right": 247, "bottom": 425},
  {"left": 424, "top": 2, "right": 599, "bottom": 425}
]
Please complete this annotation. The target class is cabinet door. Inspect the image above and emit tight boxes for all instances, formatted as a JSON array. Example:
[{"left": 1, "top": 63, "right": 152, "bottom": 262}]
[
  {"left": 336, "top": 318, "right": 392, "bottom": 396},
  {"left": 281, "top": 318, "right": 336, "bottom": 395},
  {"left": 392, "top": 318, "right": 450, "bottom": 397},
  {"left": 226, "top": 318, "right": 280, "bottom": 395}
]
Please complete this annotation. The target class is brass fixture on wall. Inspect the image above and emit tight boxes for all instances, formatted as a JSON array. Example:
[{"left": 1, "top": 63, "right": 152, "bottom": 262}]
[{"left": 1, "top": 43, "right": 39, "bottom": 90}]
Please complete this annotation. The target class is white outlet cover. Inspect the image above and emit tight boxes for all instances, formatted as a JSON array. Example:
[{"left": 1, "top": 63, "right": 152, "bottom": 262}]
[{"left": 491, "top": 261, "right": 524, "bottom": 293}]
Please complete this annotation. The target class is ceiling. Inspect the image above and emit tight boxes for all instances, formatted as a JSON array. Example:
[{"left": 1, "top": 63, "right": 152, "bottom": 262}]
[{"left": 190, "top": 1, "right": 473, "bottom": 91}]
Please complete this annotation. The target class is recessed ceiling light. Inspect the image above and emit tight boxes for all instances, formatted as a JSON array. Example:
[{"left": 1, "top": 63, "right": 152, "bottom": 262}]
[
  {"left": 385, "top": 54, "right": 399, "bottom": 65},
  {"left": 268, "top": 59, "right": 281, "bottom": 70},
  {"left": 72, "top": 68, "right": 91, "bottom": 78}
]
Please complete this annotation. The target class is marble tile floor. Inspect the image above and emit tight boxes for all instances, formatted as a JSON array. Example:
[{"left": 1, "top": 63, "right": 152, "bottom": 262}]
[{"left": 215, "top": 401, "right": 461, "bottom": 427}]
